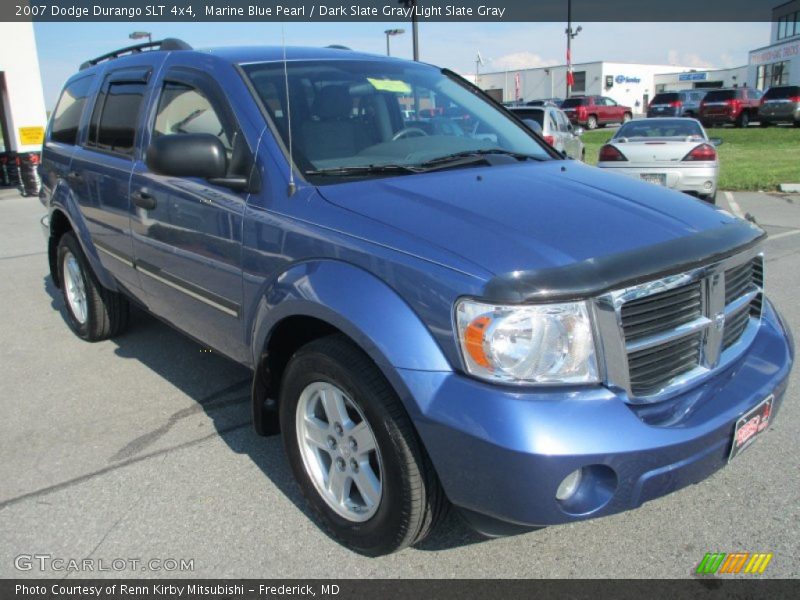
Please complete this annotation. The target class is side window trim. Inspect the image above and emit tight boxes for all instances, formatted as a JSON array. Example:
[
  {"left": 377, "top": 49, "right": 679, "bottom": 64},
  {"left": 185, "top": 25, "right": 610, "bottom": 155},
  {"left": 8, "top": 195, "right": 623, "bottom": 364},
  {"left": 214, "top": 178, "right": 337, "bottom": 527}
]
[{"left": 82, "top": 67, "right": 152, "bottom": 160}]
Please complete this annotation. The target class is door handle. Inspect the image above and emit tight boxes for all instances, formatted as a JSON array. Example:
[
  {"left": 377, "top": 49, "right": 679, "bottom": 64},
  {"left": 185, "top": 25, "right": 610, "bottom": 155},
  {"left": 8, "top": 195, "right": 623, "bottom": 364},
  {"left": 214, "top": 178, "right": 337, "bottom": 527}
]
[
  {"left": 131, "top": 189, "right": 157, "bottom": 210},
  {"left": 66, "top": 170, "right": 83, "bottom": 183}
]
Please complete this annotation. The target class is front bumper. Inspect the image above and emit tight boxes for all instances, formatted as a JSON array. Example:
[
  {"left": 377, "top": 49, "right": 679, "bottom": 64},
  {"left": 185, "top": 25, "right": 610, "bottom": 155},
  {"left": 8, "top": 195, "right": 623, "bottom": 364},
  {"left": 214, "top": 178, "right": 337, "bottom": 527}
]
[
  {"left": 597, "top": 163, "right": 718, "bottom": 197},
  {"left": 400, "top": 300, "right": 792, "bottom": 532}
]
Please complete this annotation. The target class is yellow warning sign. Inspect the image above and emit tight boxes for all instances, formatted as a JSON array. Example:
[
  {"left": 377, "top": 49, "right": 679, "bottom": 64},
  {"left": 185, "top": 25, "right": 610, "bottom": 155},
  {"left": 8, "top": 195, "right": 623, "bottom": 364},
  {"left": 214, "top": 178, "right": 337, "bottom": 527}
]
[{"left": 19, "top": 126, "right": 45, "bottom": 146}]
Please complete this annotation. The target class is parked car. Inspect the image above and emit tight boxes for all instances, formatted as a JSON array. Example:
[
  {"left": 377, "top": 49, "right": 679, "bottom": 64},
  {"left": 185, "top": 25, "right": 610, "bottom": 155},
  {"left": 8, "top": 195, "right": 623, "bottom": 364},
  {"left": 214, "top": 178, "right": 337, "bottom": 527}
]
[
  {"left": 647, "top": 90, "right": 706, "bottom": 118},
  {"left": 509, "top": 105, "right": 585, "bottom": 160},
  {"left": 561, "top": 95, "right": 633, "bottom": 129},
  {"left": 40, "top": 40, "right": 793, "bottom": 556},
  {"left": 699, "top": 87, "right": 762, "bottom": 128},
  {"left": 597, "top": 118, "right": 720, "bottom": 203},
  {"left": 758, "top": 85, "right": 800, "bottom": 127}
]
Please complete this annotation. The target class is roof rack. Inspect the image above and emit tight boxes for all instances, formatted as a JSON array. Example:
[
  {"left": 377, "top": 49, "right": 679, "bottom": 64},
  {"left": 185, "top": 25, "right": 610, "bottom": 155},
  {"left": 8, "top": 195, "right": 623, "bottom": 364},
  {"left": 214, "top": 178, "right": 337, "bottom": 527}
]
[{"left": 79, "top": 38, "right": 192, "bottom": 71}]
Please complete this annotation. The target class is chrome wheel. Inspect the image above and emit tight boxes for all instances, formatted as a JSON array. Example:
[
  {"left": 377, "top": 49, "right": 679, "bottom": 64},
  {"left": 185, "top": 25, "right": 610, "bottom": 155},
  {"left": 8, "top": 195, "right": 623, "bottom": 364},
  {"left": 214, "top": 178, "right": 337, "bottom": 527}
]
[
  {"left": 295, "top": 381, "right": 383, "bottom": 522},
  {"left": 62, "top": 251, "right": 87, "bottom": 324}
]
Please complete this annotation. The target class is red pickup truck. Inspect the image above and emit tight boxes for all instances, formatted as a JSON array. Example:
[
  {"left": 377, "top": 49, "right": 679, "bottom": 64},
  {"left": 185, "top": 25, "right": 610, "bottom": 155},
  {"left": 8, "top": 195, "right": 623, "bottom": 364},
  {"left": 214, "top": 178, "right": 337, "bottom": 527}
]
[
  {"left": 561, "top": 96, "right": 633, "bottom": 130},
  {"left": 699, "top": 88, "right": 762, "bottom": 128}
]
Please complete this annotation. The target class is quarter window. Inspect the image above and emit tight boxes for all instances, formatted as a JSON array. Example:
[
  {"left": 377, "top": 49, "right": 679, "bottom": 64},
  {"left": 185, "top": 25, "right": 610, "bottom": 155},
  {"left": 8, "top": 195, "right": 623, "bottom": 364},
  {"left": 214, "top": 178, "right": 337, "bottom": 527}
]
[{"left": 50, "top": 76, "right": 94, "bottom": 145}]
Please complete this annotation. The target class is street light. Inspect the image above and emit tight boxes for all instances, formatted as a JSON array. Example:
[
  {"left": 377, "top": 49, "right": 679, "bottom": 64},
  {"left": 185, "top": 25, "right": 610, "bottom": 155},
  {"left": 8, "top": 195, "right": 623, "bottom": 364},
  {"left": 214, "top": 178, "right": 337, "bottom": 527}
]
[
  {"left": 397, "top": 0, "right": 419, "bottom": 61},
  {"left": 129, "top": 31, "right": 152, "bottom": 45},
  {"left": 565, "top": 0, "right": 582, "bottom": 98},
  {"left": 384, "top": 28, "right": 405, "bottom": 56}
]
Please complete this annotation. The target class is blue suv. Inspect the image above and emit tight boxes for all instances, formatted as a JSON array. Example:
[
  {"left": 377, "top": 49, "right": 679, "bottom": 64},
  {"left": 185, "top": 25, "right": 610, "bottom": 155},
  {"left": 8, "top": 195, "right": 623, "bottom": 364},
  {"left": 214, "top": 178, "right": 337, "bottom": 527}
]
[{"left": 40, "top": 40, "right": 793, "bottom": 556}]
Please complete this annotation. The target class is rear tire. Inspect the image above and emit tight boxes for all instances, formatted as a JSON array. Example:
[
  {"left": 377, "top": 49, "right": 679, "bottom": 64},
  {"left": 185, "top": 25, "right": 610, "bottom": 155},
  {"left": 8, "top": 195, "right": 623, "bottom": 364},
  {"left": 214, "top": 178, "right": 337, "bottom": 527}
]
[
  {"left": 794, "top": 120, "right": 800, "bottom": 128},
  {"left": 760, "top": 120, "right": 770, "bottom": 128},
  {"left": 586, "top": 115, "right": 598, "bottom": 130},
  {"left": 737, "top": 111, "right": 750, "bottom": 128},
  {"left": 701, "top": 191, "right": 717, "bottom": 204},
  {"left": 280, "top": 334, "right": 446, "bottom": 556},
  {"left": 56, "top": 232, "right": 129, "bottom": 341}
]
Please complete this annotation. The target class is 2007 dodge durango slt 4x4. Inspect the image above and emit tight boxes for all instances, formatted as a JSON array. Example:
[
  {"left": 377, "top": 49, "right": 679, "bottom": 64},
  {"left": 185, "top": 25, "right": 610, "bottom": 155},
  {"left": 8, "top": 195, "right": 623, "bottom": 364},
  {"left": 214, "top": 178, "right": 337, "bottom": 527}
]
[{"left": 40, "top": 40, "right": 794, "bottom": 556}]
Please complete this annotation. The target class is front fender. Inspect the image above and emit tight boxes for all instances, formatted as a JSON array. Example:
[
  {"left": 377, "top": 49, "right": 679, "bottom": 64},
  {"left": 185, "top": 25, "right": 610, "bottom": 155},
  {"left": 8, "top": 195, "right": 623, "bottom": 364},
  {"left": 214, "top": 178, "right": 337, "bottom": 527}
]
[
  {"left": 49, "top": 181, "right": 118, "bottom": 291},
  {"left": 250, "top": 260, "right": 453, "bottom": 416}
]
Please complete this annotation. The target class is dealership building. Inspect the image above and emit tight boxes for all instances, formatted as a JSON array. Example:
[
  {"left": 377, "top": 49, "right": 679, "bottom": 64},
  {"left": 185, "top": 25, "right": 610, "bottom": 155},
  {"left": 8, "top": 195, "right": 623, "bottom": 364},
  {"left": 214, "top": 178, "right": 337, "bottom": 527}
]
[
  {"left": 477, "top": 61, "right": 695, "bottom": 111},
  {"left": 748, "top": 0, "right": 800, "bottom": 89}
]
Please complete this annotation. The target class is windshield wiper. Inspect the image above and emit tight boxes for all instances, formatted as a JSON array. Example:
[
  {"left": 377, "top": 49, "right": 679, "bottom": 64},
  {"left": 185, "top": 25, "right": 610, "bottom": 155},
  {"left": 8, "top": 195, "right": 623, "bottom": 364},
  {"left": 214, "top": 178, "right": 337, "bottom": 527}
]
[
  {"left": 304, "top": 164, "right": 419, "bottom": 177},
  {"left": 415, "top": 149, "right": 545, "bottom": 170}
]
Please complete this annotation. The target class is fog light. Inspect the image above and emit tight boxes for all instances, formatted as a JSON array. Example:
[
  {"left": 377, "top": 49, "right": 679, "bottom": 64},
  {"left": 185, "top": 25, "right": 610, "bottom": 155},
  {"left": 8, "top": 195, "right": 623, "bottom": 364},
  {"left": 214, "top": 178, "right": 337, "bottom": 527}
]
[
  {"left": 556, "top": 468, "right": 583, "bottom": 501},
  {"left": 704, "top": 181, "right": 713, "bottom": 190}
]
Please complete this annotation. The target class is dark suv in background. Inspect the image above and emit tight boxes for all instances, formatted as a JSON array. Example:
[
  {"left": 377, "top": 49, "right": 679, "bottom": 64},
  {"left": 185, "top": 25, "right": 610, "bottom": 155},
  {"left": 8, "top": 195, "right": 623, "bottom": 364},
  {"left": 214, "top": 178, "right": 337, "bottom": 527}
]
[
  {"left": 647, "top": 90, "right": 706, "bottom": 118},
  {"left": 699, "top": 88, "right": 762, "bottom": 128},
  {"left": 758, "top": 85, "right": 800, "bottom": 127},
  {"left": 561, "top": 96, "right": 632, "bottom": 129}
]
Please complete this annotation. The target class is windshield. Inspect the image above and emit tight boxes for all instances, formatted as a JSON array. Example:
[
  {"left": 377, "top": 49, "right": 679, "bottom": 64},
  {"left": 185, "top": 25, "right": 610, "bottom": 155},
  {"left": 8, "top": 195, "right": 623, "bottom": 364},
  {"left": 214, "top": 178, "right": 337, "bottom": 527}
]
[
  {"left": 615, "top": 119, "right": 705, "bottom": 139},
  {"left": 242, "top": 59, "right": 554, "bottom": 180}
]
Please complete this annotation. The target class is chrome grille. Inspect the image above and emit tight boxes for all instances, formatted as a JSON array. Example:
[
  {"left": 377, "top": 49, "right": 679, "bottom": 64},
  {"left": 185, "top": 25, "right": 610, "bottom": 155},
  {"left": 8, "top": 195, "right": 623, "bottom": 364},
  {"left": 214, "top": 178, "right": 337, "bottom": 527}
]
[
  {"left": 595, "top": 249, "right": 764, "bottom": 403},
  {"left": 621, "top": 281, "right": 702, "bottom": 342},
  {"left": 628, "top": 332, "right": 703, "bottom": 396}
]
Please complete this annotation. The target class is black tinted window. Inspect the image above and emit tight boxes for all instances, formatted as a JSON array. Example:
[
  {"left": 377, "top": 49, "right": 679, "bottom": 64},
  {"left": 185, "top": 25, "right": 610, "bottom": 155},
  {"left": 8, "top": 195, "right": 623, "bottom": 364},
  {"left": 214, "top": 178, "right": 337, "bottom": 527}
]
[
  {"left": 561, "top": 98, "right": 586, "bottom": 108},
  {"left": 91, "top": 82, "right": 146, "bottom": 156},
  {"left": 764, "top": 86, "right": 800, "bottom": 99},
  {"left": 703, "top": 90, "right": 736, "bottom": 102},
  {"left": 510, "top": 109, "right": 544, "bottom": 126},
  {"left": 50, "top": 76, "right": 94, "bottom": 145},
  {"left": 651, "top": 93, "right": 679, "bottom": 103}
]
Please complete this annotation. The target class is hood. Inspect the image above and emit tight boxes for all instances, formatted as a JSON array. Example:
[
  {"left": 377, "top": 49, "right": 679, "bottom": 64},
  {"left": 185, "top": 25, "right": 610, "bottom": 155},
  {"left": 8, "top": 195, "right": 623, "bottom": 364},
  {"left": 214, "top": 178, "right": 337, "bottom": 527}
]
[{"left": 317, "top": 160, "right": 763, "bottom": 299}]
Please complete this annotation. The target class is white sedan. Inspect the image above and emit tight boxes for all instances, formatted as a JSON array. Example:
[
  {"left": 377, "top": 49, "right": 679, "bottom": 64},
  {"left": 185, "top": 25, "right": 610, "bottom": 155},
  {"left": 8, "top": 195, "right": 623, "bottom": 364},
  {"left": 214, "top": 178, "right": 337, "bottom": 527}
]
[{"left": 596, "top": 118, "right": 721, "bottom": 203}]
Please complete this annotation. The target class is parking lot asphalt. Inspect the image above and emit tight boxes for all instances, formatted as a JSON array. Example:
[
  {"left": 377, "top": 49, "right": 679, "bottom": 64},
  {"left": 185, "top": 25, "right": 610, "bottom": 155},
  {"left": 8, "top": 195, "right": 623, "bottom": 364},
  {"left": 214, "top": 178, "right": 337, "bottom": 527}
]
[{"left": 0, "top": 187, "right": 798, "bottom": 579}]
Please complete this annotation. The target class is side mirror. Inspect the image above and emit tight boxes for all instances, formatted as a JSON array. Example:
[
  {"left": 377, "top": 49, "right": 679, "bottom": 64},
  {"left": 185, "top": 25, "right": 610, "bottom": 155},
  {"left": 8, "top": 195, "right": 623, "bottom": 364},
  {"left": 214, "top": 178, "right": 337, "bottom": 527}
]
[
  {"left": 709, "top": 137, "right": 723, "bottom": 147},
  {"left": 574, "top": 126, "right": 585, "bottom": 137},
  {"left": 147, "top": 133, "right": 227, "bottom": 180},
  {"left": 146, "top": 133, "right": 251, "bottom": 191}
]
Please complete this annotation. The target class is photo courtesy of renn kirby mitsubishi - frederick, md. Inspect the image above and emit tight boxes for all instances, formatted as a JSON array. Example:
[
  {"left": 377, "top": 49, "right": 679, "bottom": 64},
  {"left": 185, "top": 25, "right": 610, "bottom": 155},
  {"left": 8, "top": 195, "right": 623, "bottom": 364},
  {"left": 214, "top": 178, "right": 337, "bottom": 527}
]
[{"left": 40, "top": 39, "right": 793, "bottom": 556}]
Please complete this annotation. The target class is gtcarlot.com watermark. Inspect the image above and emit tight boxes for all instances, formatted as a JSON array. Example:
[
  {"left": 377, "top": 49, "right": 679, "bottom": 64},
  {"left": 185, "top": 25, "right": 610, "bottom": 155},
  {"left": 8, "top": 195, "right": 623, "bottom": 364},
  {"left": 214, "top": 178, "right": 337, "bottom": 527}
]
[{"left": 14, "top": 554, "right": 194, "bottom": 573}]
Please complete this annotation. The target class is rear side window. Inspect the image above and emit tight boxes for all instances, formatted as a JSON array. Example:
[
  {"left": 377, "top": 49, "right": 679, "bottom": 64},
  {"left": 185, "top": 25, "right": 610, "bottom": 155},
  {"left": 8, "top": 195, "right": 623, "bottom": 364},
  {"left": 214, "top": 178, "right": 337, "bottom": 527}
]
[
  {"left": 50, "top": 76, "right": 95, "bottom": 145},
  {"left": 561, "top": 98, "right": 586, "bottom": 108},
  {"left": 87, "top": 82, "right": 146, "bottom": 157},
  {"left": 703, "top": 90, "right": 736, "bottom": 102},
  {"left": 764, "top": 86, "right": 800, "bottom": 99}
]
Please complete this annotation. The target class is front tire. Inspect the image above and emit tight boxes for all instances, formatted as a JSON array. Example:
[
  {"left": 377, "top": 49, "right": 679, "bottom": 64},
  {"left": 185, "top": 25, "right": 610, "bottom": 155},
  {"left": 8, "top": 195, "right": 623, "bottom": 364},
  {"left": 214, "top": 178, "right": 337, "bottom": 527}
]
[
  {"left": 622, "top": 112, "right": 632, "bottom": 123},
  {"left": 280, "top": 335, "right": 446, "bottom": 556},
  {"left": 56, "top": 232, "right": 129, "bottom": 341}
]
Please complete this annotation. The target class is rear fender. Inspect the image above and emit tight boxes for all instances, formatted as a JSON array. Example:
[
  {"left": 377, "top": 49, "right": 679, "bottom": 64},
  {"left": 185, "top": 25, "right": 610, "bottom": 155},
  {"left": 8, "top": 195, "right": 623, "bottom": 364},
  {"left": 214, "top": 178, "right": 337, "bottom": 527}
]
[{"left": 49, "top": 181, "right": 118, "bottom": 291}]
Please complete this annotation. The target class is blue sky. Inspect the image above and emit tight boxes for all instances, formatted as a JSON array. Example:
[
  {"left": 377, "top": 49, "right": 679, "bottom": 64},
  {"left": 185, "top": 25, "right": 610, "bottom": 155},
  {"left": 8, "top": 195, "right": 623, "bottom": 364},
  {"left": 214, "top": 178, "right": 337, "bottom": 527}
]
[{"left": 34, "top": 21, "right": 770, "bottom": 109}]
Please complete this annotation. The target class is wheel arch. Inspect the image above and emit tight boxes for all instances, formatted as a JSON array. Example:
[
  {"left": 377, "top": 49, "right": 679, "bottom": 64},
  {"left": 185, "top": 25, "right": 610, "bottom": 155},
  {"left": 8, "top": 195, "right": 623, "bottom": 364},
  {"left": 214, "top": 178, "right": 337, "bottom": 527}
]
[{"left": 248, "top": 260, "right": 452, "bottom": 436}]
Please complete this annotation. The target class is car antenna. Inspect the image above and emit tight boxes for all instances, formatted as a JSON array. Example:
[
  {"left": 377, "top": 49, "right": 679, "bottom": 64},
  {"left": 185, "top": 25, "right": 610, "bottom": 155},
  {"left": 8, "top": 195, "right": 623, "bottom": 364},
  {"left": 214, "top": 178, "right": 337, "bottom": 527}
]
[{"left": 282, "top": 26, "right": 297, "bottom": 197}]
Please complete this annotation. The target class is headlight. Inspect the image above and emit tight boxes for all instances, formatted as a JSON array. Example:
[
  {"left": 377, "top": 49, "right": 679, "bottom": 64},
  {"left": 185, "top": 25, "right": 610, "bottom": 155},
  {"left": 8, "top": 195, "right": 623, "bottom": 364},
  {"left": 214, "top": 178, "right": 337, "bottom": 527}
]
[{"left": 455, "top": 299, "right": 599, "bottom": 385}]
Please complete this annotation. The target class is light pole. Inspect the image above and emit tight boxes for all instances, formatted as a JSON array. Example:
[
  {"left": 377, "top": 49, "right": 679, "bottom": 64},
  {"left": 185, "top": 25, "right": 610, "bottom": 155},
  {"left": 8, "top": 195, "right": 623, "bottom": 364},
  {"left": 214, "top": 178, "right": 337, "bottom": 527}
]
[
  {"left": 565, "top": 0, "right": 582, "bottom": 98},
  {"left": 384, "top": 28, "right": 405, "bottom": 56},
  {"left": 129, "top": 31, "right": 152, "bottom": 45},
  {"left": 398, "top": 0, "right": 419, "bottom": 61}
]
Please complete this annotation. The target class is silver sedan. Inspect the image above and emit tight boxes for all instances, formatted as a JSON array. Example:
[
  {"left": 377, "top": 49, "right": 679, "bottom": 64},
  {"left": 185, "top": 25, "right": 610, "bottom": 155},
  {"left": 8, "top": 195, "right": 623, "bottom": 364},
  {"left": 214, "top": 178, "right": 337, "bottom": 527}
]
[{"left": 596, "top": 118, "right": 721, "bottom": 203}]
